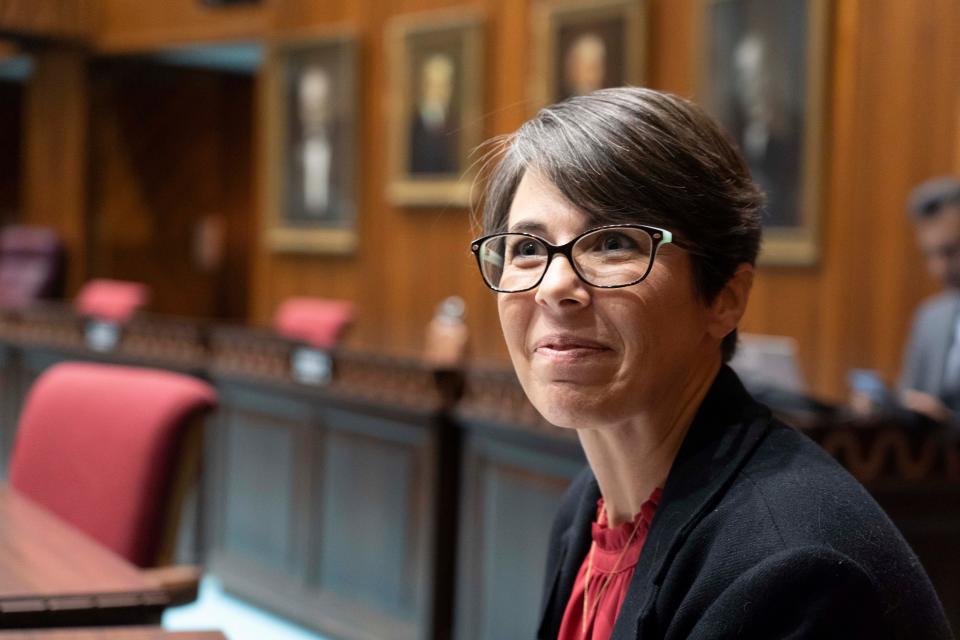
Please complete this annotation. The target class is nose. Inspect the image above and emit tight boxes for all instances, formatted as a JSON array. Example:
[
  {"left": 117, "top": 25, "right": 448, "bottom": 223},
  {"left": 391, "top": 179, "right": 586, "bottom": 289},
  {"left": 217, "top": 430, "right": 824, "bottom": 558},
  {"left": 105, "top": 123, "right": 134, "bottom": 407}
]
[{"left": 534, "top": 254, "right": 591, "bottom": 309}]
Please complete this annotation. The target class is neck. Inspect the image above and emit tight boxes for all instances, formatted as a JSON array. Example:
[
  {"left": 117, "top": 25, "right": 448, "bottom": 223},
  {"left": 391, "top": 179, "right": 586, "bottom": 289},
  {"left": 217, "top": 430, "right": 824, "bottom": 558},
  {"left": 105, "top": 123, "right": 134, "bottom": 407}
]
[{"left": 578, "top": 359, "right": 721, "bottom": 527}]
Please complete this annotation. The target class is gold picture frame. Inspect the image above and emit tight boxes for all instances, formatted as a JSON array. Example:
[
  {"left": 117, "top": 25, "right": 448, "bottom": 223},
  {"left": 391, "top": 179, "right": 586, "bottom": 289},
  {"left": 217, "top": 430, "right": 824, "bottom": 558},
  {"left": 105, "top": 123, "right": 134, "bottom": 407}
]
[
  {"left": 264, "top": 31, "right": 359, "bottom": 254},
  {"left": 385, "top": 10, "right": 485, "bottom": 207},
  {"left": 531, "top": 0, "right": 647, "bottom": 109},
  {"left": 699, "top": 0, "right": 831, "bottom": 266}
]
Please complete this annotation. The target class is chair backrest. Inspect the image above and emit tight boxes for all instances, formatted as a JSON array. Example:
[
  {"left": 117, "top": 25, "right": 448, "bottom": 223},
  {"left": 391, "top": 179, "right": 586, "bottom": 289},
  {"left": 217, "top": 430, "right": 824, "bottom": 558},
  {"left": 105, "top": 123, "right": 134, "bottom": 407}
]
[
  {"left": 273, "top": 297, "right": 354, "bottom": 349},
  {"left": 0, "top": 226, "right": 64, "bottom": 311},
  {"left": 74, "top": 279, "right": 150, "bottom": 323},
  {"left": 8, "top": 362, "right": 217, "bottom": 567}
]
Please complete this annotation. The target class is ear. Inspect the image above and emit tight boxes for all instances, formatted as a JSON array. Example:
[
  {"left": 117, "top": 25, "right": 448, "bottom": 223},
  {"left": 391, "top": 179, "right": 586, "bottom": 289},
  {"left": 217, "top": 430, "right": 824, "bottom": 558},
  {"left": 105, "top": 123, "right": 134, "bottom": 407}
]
[{"left": 706, "top": 263, "right": 754, "bottom": 341}]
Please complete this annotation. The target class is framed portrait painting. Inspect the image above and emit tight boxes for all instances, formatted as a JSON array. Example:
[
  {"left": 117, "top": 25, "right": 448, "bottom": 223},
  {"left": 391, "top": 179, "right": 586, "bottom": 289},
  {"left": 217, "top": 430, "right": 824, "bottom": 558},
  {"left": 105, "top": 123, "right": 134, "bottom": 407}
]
[
  {"left": 264, "top": 33, "right": 359, "bottom": 253},
  {"left": 699, "top": 0, "right": 830, "bottom": 265},
  {"left": 531, "top": 0, "right": 646, "bottom": 109},
  {"left": 386, "top": 10, "right": 484, "bottom": 207}
]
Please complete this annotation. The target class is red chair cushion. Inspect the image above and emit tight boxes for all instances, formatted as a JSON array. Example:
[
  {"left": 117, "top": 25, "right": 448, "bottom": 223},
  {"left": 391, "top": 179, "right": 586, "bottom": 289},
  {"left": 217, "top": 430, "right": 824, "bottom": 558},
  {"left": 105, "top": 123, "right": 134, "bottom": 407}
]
[
  {"left": 74, "top": 279, "right": 150, "bottom": 323},
  {"left": 273, "top": 297, "right": 354, "bottom": 349},
  {"left": 8, "top": 362, "right": 217, "bottom": 567}
]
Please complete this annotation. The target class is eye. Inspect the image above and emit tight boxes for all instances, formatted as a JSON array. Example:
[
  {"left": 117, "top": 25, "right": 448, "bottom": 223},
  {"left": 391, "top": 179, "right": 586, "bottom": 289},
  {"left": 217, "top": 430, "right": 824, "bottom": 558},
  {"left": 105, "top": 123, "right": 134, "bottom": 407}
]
[
  {"left": 518, "top": 240, "right": 542, "bottom": 256},
  {"left": 589, "top": 231, "right": 639, "bottom": 253},
  {"left": 505, "top": 236, "right": 547, "bottom": 261},
  {"left": 599, "top": 233, "right": 635, "bottom": 251}
]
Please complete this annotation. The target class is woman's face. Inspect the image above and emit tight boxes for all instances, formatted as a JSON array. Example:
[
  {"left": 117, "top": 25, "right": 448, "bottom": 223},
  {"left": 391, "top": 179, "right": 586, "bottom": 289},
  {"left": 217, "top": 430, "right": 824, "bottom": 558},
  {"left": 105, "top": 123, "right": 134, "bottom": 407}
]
[{"left": 497, "top": 171, "right": 723, "bottom": 429}]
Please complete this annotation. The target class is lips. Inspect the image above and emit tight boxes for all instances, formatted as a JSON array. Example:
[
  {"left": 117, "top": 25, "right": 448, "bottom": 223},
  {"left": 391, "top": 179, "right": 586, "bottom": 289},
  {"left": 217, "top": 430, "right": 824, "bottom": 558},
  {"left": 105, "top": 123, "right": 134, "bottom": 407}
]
[{"left": 532, "top": 334, "right": 611, "bottom": 357}]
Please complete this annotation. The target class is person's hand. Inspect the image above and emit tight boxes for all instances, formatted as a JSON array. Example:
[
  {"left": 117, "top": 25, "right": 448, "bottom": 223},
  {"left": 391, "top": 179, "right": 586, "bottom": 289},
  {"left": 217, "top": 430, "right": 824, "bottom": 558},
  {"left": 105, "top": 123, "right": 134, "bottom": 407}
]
[{"left": 901, "top": 389, "right": 954, "bottom": 423}]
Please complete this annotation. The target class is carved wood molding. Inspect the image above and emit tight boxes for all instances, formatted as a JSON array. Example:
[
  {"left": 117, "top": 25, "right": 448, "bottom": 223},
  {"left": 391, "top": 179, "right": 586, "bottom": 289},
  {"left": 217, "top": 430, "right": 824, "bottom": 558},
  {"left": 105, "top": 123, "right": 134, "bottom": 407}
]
[
  {"left": 0, "top": 0, "right": 96, "bottom": 42},
  {"left": 812, "top": 426, "right": 960, "bottom": 484},
  {"left": 210, "top": 326, "right": 454, "bottom": 412}
]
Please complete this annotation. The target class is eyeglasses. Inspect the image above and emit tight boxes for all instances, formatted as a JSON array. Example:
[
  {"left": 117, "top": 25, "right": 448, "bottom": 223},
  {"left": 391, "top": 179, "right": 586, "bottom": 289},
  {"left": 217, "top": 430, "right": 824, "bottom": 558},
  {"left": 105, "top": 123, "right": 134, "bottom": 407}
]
[{"left": 470, "top": 224, "right": 674, "bottom": 293}]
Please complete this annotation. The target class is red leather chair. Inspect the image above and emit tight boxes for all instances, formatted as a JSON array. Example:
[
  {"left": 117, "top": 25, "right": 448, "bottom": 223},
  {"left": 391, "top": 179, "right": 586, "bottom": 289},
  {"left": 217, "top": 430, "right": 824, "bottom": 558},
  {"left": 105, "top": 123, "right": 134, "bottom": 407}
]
[
  {"left": 273, "top": 297, "right": 354, "bottom": 349},
  {"left": 0, "top": 226, "right": 64, "bottom": 311},
  {"left": 8, "top": 362, "right": 217, "bottom": 570},
  {"left": 74, "top": 279, "right": 150, "bottom": 323}
]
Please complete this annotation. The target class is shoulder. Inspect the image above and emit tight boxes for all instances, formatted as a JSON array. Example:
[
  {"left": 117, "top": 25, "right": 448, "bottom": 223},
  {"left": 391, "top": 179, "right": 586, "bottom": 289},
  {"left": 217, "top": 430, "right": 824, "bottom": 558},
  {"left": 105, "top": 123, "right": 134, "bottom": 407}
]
[
  {"left": 732, "top": 421, "right": 898, "bottom": 551},
  {"left": 663, "top": 419, "right": 950, "bottom": 638},
  {"left": 911, "top": 291, "right": 959, "bottom": 327},
  {"left": 728, "top": 420, "right": 912, "bottom": 563}
]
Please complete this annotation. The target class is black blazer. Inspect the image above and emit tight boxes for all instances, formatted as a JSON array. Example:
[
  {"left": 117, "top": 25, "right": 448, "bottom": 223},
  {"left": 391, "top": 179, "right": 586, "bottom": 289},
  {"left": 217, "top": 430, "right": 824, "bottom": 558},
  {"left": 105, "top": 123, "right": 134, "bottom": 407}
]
[{"left": 537, "top": 366, "right": 953, "bottom": 639}]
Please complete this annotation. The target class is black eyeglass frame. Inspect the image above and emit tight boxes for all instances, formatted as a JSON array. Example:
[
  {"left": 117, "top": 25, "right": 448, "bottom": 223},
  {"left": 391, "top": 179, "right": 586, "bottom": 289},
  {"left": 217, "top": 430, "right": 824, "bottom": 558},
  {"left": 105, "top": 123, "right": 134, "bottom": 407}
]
[{"left": 470, "top": 223, "right": 674, "bottom": 293}]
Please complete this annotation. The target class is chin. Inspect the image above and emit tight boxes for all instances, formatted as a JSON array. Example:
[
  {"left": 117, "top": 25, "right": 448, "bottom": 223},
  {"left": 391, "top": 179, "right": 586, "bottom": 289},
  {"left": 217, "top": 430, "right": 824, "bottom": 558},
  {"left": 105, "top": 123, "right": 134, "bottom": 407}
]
[{"left": 524, "top": 379, "right": 620, "bottom": 429}]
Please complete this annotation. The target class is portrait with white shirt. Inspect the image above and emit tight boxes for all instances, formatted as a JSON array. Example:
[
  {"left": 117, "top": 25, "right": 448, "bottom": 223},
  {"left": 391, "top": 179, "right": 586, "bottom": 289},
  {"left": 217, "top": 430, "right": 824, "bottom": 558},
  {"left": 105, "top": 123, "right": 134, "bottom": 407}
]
[{"left": 266, "top": 35, "right": 359, "bottom": 254}]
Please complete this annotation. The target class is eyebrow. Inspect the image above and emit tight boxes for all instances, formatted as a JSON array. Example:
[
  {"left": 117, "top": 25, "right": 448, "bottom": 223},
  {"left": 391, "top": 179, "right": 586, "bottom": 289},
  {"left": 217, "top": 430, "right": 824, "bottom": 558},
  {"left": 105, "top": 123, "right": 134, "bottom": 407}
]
[{"left": 507, "top": 220, "right": 549, "bottom": 235}]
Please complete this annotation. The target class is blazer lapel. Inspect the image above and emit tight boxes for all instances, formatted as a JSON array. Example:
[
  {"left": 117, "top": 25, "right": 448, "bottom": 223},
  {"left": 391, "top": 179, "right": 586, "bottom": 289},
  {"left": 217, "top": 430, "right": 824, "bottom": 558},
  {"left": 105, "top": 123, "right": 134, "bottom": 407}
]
[
  {"left": 611, "top": 366, "right": 771, "bottom": 640},
  {"left": 537, "top": 474, "right": 599, "bottom": 640}
]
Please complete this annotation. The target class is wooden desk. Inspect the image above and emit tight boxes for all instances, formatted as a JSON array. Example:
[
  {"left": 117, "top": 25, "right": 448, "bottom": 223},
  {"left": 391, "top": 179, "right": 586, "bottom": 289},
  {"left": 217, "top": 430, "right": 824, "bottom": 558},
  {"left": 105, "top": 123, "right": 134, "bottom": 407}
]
[
  {"left": 0, "top": 628, "right": 225, "bottom": 639},
  {"left": 0, "top": 487, "right": 170, "bottom": 629}
]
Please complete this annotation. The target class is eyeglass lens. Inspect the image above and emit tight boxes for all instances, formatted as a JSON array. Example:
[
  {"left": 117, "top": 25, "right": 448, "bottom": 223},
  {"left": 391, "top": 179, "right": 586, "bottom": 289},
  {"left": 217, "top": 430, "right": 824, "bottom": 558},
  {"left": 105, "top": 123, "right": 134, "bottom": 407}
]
[{"left": 478, "top": 227, "right": 655, "bottom": 291}]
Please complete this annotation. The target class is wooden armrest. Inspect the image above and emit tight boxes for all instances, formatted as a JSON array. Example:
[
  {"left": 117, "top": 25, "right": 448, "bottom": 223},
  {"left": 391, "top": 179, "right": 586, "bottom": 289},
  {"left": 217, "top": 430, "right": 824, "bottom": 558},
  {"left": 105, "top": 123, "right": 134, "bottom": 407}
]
[{"left": 143, "top": 564, "right": 202, "bottom": 607}]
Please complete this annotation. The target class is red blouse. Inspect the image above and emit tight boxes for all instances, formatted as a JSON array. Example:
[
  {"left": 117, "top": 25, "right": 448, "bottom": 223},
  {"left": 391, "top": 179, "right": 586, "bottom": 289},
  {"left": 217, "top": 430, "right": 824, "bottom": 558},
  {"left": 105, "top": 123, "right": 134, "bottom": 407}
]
[{"left": 556, "top": 488, "right": 662, "bottom": 640}]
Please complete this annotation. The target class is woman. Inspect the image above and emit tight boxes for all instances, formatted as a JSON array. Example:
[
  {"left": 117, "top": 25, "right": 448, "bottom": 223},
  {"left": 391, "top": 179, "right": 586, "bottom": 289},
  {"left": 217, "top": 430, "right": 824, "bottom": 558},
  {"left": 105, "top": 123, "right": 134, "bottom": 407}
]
[{"left": 470, "top": 88, "right": 951, "bottom": 639}]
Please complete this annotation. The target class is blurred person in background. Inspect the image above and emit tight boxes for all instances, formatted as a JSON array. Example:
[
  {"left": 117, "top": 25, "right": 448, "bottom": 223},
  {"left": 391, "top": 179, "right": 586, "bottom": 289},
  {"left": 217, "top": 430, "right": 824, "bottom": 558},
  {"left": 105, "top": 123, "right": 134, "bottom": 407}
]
[
  {"left": 899, "top": 177, "right": 960, "bottom": 424},
  {"left": 471, "top": 87, "right": 951, "bottom": 639}
]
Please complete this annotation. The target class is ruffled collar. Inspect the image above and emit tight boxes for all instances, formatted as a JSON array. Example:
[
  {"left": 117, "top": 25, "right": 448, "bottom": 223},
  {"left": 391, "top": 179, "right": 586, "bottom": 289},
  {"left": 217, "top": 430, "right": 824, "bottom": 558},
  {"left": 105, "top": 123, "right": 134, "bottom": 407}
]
[{"left": 590, "top": 488, "right": 662, "bottom": 572}]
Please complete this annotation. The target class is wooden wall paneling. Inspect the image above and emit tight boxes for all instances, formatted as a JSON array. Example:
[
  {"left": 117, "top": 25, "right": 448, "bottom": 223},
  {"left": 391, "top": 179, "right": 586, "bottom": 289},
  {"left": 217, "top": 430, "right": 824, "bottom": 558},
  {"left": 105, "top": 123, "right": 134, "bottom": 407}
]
[
  {"left": 21, "top": 46, "right": 90, "bottom": 295},
  {"left": 647, "top": 0, "right": 697, "bottom": 96},
  {"left": 956, "top": 73, "right": 960, "bottom": 174},
  {"left": 310, "top": 407, "right": 437, "bottom": 640},
  {"left": 270, "top": 0, "right": 362, "bottom": 30},
  {"left": 454, "top": 424, "right": 583, "bottom": 640},
  {"left": 0, "top": 0, "right": 95, "bottom": 42},
  {"left": 0, "top": 345, "right": 17, "bottom": 478},
  {"left": 215, "top": 72, "right": 256, "bottom": 320},
  {"left": 223, "top": 412, "right": 304, "bottom": 572},
  {"left": 206, "top": 382, "right": 315, "bottom": 600},
  {"left": 95, "top": 0, "right": 269, "bottom": 53},
  {"left": 0, "top": 81, "right": 22, "bottom": 224},
  {"left": 206, "top": 364, "right": 453, "bottom": 640}
]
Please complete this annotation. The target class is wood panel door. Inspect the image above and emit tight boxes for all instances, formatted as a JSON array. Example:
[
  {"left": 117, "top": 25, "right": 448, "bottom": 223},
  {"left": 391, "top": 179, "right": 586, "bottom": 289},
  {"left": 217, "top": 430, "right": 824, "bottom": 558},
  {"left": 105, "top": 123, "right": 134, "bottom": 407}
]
[
  {"left": 0, "top": 80, "right": 22, "bottom": 226},
  {"left": 87, "top": 60, "right": 254, "bottom": 320}
]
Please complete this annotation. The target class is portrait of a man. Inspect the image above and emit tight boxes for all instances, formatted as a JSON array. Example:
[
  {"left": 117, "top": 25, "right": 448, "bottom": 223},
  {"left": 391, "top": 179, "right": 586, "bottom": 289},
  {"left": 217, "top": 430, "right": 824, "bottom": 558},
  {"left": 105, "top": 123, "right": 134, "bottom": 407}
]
[
  {"left": 409, "top": 52, "right": 459, "bottom": 175},
  {"left": 555, "top": 15, "right": 625, "bottom": 101},
  {"left": 532, "top": 0, "right": 645, "bottom": 108},
  {"left": 387, "top": 12, "right": 483, "bottom": 206},
  {"left": 704, "top": 0, "right": 812, "bottom": 231}
]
